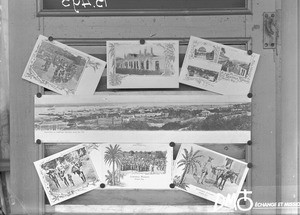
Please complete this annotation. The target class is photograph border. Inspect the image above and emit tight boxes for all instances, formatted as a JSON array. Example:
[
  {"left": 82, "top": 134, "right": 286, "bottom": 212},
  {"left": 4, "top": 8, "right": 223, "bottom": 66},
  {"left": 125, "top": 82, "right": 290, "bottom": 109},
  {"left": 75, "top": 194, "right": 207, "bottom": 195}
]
[
  {"left": 22, "top": 35, "right": 106, "bottom": 95},
  {"left": 173, "top": 144, "right": 249, "bottom": 208},
  {"left": 106, "top": 40, "right": 179, "bottom": 89},
  {"left": 34, "top": 94, "right": 251, "bottom": 143},
  {"left": 88, "top": 143, "right": 173, "bottom": 189},
  {"left": 179, "top": 36, "right": 260, "bottom": 95},
  {"left": 34, "top": 144, "right": 101, "bottom": 205}
]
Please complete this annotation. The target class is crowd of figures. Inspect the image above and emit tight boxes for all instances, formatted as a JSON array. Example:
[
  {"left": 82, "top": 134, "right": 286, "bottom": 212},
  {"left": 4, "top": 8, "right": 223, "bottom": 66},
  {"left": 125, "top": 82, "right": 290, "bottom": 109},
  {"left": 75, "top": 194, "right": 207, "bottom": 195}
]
[
  {"left": 42, "top": 151, "right": 87, "bottom": 191},
  {"left": 120, "top": 151, "right": 167, "bottom": 173},
  {"left": 41, "top": 55, "right": 78, "bottom": 84},
  {"left": 35, "top": 41, "right": 85, "bottom": 85}
]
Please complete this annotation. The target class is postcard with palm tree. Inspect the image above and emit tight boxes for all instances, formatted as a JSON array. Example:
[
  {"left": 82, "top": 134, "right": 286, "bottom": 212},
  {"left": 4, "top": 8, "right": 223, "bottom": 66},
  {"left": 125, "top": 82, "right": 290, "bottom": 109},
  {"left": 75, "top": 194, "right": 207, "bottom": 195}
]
[
  {"left": 22, "top": 35, "right": 106, "bottom": 95},
  {"left": 88, "top": 143, "right": 173, "bottom": 189},
  {"left": 106, "top": 40, "right": 179, "bottom": 89},
  {"left": 34, "top": 144, "right": 101, "bottom": 205},
  {"left": 179, "top": 36, "right": 260, "bottom": 95},
  {"left": 173, "top": 144, "right": 249, "bottom": 209}
]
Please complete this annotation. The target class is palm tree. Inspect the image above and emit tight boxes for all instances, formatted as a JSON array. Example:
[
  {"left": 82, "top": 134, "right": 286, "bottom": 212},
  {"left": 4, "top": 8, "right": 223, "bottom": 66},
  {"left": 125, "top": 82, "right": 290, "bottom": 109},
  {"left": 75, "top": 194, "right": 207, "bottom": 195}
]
[
  {"left": 177, "top": 147, "right": 203, "bottom": 184},
  {"left": 104, "top": 144, "right": 123, "bottom": 185}
]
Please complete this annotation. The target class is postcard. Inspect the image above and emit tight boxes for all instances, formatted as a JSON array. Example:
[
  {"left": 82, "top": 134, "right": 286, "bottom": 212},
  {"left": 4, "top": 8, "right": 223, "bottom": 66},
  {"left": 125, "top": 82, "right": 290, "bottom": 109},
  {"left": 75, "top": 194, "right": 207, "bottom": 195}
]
[
  {"left": 179, "top": 36, "right": 260, "bottom": 95},
  {"left": 34, "top": 94, "right": 251, "bottom": 143},
  {"left": 88, "top": 143, "right": 173, "bottom": 189},
  {"left": 22, "top": 35, "right": 106, "bottom": 95},
  {"left": 34, "top": 144, "right": 101, "bottom": 205},
  {"left": 173, "top": 144, "right": 249, "bottom": 208},
  {"left": 106, "top": 40, "right": 179, "bottom": 89}
]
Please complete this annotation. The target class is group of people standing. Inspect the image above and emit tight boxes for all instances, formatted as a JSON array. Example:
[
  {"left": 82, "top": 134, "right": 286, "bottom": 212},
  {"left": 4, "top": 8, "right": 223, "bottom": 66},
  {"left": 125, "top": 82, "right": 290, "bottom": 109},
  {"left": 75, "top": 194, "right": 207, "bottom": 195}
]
[
  {"left": 120, "top": 153, "right": 166, "bottom": 173},
  {"left": 44, "top": 159, "right": 86, "bottom": 190},
  {"left": 40, "top": 54, "right": 77, "bottom": 84}
]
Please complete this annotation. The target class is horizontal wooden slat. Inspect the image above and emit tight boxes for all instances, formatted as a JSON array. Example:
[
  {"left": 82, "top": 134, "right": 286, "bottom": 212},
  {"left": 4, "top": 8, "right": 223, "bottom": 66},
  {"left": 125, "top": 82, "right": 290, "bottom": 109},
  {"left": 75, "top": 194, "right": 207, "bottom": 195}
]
[
  {"left": 43, "top": 16, "right": 246, "bottom": 39},
  {"left": 45, "top": 143, "right": 246, "bottom": 160},
  {"left": 45, "top": 205, "right": 235, "bottom": 214},
  {"left": 44, "top": 143, "right": 248, "bottom": 160}
]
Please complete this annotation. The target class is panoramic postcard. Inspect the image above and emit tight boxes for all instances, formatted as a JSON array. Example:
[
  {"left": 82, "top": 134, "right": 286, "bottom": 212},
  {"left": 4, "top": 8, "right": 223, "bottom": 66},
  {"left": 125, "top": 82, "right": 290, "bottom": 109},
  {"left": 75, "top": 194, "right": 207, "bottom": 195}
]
[
  {"left": 179, "top": 36, "right": 260, "bottom": 95},
  {"left": 89, "top": 143, "right": 173, "bottom": 189},
  {"left": 34, "top": 95, "right": 251, "bottom": 143},
  {"left": 106, "top": 40, "right": 179, "bottom": 89},
  {"left": 173, "top": 144, "right": 249, "bottom": 209},
  {"left": 22, "top": 35, "right": 106, "bottom": 95},
  {"left": 34, "top": 144, "right": 101, "bottom": 205}
]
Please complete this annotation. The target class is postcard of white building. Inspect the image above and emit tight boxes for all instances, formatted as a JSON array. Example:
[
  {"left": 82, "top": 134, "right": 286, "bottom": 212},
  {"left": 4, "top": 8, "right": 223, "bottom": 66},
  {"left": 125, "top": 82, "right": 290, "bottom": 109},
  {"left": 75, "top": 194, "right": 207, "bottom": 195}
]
[{"left": 107, "top": 40, "right": 179, "bottom": 89}]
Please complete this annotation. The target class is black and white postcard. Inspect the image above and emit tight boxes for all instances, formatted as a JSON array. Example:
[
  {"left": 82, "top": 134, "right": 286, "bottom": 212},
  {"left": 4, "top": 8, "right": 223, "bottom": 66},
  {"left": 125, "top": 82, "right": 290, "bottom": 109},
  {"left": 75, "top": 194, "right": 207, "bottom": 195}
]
[
  {"left": 34, "top": 94, "right": 251, "bottom": 143},
  {"left": 173, "top": 144, "right": 249, "bottom": 208},
  {"left": 34, "top": 144, "right": 101, "bottom": 205},
  {"left": 179, "top": 36, "right": 260, "bottom": 95},
  {"left": 106, "top": 40, "right": 179, "bottom": 89},
  {"left": 89, "top": 143, "right": 173, "bottom": 189},
  {"left": 22, "top": 35, "right": 106, "bottom": 95}
]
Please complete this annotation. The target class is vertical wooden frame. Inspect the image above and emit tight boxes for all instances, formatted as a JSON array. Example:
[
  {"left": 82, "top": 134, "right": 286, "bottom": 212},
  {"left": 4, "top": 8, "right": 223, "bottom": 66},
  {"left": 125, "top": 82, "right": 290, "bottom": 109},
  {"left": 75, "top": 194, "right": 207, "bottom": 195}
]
[
  {"left": 8, "top": 1, "right": 42, "bottom": 214},
  {"left": 280, "top": 1, "right": 299, "bottom": 214}
]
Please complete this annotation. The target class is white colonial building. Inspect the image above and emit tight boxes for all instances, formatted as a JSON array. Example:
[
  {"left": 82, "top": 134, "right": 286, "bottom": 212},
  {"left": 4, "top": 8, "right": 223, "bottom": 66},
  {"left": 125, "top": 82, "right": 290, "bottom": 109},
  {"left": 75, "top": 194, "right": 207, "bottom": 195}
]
[{"left": 116, "top": 47, "right": 165, "bottom": 72}]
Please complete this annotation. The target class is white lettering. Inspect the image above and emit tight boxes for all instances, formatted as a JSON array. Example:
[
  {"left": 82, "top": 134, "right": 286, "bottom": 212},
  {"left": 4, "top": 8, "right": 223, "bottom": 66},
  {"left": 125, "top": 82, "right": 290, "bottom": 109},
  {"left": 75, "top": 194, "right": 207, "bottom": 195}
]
[
  {"left": 72, "top": 0, "right": 81, "bottom": 13},
  {"left": 62, "top": 0, "right": 71, "bottom": 7}
]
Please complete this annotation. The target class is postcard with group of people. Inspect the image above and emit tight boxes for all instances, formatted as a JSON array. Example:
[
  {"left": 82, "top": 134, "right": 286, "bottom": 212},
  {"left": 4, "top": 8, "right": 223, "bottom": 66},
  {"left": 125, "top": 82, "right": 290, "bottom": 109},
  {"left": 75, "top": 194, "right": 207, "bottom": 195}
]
[
  {"left": 34, "top": 143, "right": 249, "bottom": 207},
  {"left": 22, "top": 35, "right": 259, "bottom": 95},
  {"left": 22, "top": 35, "right": 106, "bottom": 95}
]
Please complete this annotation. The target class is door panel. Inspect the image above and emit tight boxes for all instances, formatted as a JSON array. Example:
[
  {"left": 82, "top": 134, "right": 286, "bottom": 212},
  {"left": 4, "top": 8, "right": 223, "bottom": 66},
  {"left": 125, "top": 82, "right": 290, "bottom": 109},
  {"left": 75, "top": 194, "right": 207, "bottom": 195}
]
[{"left": 8, "top": 0, "right": 278, "bottom": 214}]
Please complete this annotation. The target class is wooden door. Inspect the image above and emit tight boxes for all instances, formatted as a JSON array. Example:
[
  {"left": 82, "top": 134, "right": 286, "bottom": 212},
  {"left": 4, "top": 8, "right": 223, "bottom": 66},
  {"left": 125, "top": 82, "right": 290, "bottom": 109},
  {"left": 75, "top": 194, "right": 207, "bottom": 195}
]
[{"left": 8, "top": 0, "right": 281, "bottom": 214}]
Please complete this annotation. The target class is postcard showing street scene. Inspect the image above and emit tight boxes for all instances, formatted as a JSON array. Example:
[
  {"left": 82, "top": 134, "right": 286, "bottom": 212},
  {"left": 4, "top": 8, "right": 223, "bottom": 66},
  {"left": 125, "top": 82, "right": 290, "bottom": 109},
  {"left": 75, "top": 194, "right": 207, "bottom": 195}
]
[
  {"left": 22, "top": 35, "right": 106, "bottom": 95},
  {"left": 179, "top": 36, "right": 260, "bottom": 95},
  {"left": 89, "top": 143, "right": 173, "bottom": 189},
  {"left": 173, "top": 144, "right": 249, "bottom": 209},
  {"left": 34, "top": 94, "right": 251, "bottom": 143},
  {"left": 34, "top": 144, "right": 101, "bottom": 205},
  {"left": 106, "top": 40, "right": 179, "bottom": 89}
]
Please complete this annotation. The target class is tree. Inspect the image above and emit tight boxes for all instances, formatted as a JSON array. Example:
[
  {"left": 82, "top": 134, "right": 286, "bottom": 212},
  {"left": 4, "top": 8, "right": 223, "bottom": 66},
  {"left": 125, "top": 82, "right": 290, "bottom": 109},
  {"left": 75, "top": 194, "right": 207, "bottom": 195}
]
[
  {"left": 104, "top": 144, "right": 123, "bottom": 186},
  {"left": 177, "top": 147, "right": 203, "bottom": 184}
]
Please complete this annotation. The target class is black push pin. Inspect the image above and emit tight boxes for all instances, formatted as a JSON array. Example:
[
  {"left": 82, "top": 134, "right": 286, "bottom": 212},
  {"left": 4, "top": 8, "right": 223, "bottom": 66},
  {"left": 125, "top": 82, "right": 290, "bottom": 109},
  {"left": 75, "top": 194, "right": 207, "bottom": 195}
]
[
  {"left": 36, "top": 139, "right": 42, "bottom": 144},
  {"left": 247, "top": 163, "right": 253, "bottom": 168},
  {"left": 48, "top": 36, "right": 54, "bottom": 42},
  {"left": 36, "top": 92, "right": 42, "bottom": 98},
  {"left": 247, "top": 50, "right": 253, "bottom": 55},
  {"left": 169, "top": 142, "right": 175, "bottom": 147},
  {"left": 100, "top": 183, "right": 106, "bottom": 188},
  {"left": 140, "top": 39, "right": 145, "bottom": 45},
  {"left": 247, "top": 93, "right": 253, "bottom": 98},
  {"left": 247, "top": 140, "right": 252, "bottom": 146},
  {"left": 169, "top": 183, "right": 175, "bottom": 189}
]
